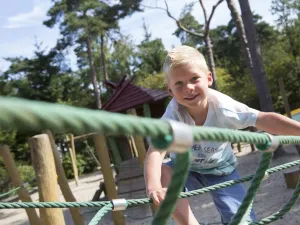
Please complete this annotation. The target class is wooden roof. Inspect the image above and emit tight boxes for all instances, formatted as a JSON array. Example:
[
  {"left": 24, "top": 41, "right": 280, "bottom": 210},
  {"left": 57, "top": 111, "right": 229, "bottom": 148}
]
[{"left": 102, "top": 76, "right": 169, "bottom": 112}]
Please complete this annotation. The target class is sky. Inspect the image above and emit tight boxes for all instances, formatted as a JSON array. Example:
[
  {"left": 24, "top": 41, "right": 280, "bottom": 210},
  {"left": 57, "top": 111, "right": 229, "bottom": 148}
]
[{"left": 0, "top": 0, "right": 278, "bottom": 72}]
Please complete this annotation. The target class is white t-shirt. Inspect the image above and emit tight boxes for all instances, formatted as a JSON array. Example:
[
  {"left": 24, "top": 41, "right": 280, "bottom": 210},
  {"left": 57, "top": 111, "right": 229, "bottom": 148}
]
[{"left": 162, "top": 89, "right": 259, "bottom": 176}]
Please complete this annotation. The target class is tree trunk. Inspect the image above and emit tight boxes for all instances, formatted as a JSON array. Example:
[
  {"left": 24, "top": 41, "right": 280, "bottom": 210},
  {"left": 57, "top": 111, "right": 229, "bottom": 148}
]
[
  {"left": 226, "top": 0, "right": 286, "bottom": 157},
  {"left": 225, "top": 0, "right": 253, "bottom": 74},
  {"left": 205, "top": 35, "right": 218, "bottom": 90},
  {"left": 238, "top": 0, "right": 274, "bottom": 112},
  {"left": 86, "top": 35, "right": 102, "bottom": 109},
  {"left": 100, "top": 34, "right": 108, "bottom": 81}
]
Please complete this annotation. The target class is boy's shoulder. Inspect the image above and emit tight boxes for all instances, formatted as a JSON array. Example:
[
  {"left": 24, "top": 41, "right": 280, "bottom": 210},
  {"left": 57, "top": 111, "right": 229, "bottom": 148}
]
[{"left": 207, "top": 89, "right": 236, "bottom": 108}]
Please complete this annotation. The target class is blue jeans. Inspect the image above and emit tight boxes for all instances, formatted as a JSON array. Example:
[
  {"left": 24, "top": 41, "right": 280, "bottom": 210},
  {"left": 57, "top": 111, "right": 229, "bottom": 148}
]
[{"left": 164, "top": 161, "right": 256, "bottom": 224}]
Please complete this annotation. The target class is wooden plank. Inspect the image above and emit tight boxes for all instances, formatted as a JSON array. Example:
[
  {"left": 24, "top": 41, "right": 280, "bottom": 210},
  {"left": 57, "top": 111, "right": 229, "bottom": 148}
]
[
  {"left": 117, "top": 158, "right": 143, "bottom": 180},
  {"left": 93, "top": 134, "right": 125, "bottom": 225},
  {"left": 29, "top": 134, "right": 66, "bottom": 225},
  {"left": 284, "top": 170, "right": 300, "bottom": 189},
  {"left": 118, "top": 176, "right": 146, "bottom": 194},
  {"left": 0, "top": 145, "right": 40, "bottom": 225}
]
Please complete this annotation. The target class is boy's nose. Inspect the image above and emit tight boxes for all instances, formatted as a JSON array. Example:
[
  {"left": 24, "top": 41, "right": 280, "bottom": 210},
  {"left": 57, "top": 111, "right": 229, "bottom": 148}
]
[{"left": 184, "top": 84, "right": 194, "bottom": 92}]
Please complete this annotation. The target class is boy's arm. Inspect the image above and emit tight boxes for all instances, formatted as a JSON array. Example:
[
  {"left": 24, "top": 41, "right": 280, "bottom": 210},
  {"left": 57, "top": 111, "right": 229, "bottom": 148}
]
[
  {"left": 144, "top": 146, "right": 167, "bottom": 196},
  {"left": 256, "top": 112, "right": 300, "bottom": 135}
]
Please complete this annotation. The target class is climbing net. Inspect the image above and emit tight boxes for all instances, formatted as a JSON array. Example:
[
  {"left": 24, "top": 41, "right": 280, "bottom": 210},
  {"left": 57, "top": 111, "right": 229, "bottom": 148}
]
[{"left": 0, "top": 96, "right": 299, "bottom": 225}]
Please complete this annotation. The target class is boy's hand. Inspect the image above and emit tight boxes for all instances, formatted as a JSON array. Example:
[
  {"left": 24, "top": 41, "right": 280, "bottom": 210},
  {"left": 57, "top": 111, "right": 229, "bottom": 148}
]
[{"left": 148, "top": 188, "right": 168, "bottom": 205}]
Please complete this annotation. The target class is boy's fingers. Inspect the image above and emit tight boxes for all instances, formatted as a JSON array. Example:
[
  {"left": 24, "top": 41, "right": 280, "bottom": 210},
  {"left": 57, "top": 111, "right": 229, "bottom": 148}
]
[
  {"left": 157, "top": 191, "right": 166, "bottom": 202},
  {"left": 150, "top": 193, "right": 160, "bottom": 205}
]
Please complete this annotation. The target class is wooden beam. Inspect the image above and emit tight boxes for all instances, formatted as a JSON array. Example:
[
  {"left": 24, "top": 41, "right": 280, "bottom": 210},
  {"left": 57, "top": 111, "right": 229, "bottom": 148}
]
[
  {"left": 0, "top": 145, "right": 40, "bottom": 225},
  {"left": 127, "top": 108, "right": 147, "bottom": 166},
  {"left": 93, "top": 134, "right": 125, "bottom": 225},
  {"left": 29, "top": 134, "right": 66, "bottom": 225},
  {"left": 66, "top": 134, "right": 79, "bottom": 186},
  {"left": 44, "top": 130, "right": 85, "bottom": 225}
]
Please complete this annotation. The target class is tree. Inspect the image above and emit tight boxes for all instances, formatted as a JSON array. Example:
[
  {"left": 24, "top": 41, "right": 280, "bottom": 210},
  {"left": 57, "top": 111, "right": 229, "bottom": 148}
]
[
  {"left": 3, "top": 43, "right": 93, "bottom": 107},
  {"left": 226, "top": 0, "right": 274, "bottom": 112},
  {"left": 106, "top": 35, "right": 136, "bottom": 83},
  {"left": 44, "top": 0, "right": 142, "bottom": 109},
  {"left": 144, "top": 0, "right": 224, "bottom": 90},
  {"left": 134, "top": 21, "right": 167, "bottom": 78}
]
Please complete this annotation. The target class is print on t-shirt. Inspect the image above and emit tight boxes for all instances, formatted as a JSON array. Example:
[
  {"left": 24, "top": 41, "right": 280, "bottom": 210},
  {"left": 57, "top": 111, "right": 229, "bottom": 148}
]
[{"left": 190, "top": 141, "right": 227, "bottom": 168}]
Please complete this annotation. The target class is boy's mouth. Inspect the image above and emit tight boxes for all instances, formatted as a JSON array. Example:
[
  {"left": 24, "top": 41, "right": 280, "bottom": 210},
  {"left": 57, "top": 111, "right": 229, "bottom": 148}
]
[{"left": 184, "top": 94, "right": 199, "bottom": 101}]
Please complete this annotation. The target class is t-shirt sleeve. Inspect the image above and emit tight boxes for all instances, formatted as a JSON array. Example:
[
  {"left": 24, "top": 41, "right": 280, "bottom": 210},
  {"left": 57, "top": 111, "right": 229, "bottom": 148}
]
[
  {"left": 161, "top": 99, "right": 183, "bottom": 122},
  {"left": 216, "top": 96, "right": 260, "bottom": 130}
]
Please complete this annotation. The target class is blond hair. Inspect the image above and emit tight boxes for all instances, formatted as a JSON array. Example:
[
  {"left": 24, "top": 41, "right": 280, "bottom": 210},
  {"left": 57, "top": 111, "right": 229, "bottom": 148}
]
[{"left": 163, "top": 45, "right": 208, "bottom": 80}]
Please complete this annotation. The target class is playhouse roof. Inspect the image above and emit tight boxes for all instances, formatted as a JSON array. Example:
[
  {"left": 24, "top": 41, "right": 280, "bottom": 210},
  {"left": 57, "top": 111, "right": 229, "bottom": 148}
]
[{"left": 102, "top": 76, "right": 169, "bottom": 112}]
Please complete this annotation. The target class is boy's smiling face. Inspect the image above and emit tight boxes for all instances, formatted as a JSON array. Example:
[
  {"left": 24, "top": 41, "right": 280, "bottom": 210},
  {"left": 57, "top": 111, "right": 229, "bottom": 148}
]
[{"left": 166, "top": 62, "right": 213, "bottom": 110}]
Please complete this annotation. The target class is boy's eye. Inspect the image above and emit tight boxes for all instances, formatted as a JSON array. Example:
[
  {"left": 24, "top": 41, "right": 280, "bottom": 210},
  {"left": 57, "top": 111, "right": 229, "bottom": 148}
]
[
  {"left": 192, "top": 77, "right": 199, "bottom": 81},
  {"left": 175, "top": 81, "right": 183, "bottom": 85}
]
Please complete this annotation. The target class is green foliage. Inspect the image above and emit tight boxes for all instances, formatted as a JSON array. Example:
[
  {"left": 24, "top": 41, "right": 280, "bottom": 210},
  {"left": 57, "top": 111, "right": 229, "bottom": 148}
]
[
  {"left": 106, "top": 35, "right": 136, "bottom": 82},
  {"left": 0, "top": 163, "right": 9, "bottom": 195},
  {"left": 3, "top": 0, "right": 300, "bottom": 175},
  {"left": 216, "top": 68, "right": 259, "bottom": 109},
  {"left": 173, "top": 3, "right": 204, "bottom": 47},
  {"left": 62, "top": 149, "right": 98, "bottom": 179},
  {"left": 0, "top": 162, "right": 36, "bottom": 199},
  {"left": 3, "top": 44, "right": 93, "bottom": 107},
  {"left": 135, "top": 38, "right": 166, "bottom": 77},
  {"left": 17, "top": 165, "right": 36, "bottom": 187},
  {"left": 62, "top": 153, "right": 85, "bottom": 179},
  {"left": 134, "top": 21, "right": 167, "bottom": 78},
  {"left": 135, "top": 72, "right": 166, "bottom": 90}
]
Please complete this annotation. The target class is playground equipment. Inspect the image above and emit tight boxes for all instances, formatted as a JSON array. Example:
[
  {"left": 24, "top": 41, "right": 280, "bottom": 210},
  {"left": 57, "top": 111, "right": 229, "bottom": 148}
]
[{"left": 0, "top": 96, "right": 299, "bottom": 225}]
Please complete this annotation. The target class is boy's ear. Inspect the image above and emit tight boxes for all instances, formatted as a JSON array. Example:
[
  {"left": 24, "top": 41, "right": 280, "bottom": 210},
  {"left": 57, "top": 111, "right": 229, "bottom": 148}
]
[
  {"left": 165, "top": 84, "right": 174, "bottom": 96},
  {"left": 207, "top": 72, "right": 213, "bottom": 86}
]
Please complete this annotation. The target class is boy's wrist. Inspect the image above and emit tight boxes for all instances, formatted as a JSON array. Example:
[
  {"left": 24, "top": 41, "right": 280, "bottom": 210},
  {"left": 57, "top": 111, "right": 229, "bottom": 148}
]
[{"left": 146, "top": 184, "right": 162, "bottom": 196}]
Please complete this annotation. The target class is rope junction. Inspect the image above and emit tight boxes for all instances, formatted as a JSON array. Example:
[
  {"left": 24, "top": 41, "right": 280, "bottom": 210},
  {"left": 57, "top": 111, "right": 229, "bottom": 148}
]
[{"left": 0, "top": 97, "right": 299, "bottom": 225}]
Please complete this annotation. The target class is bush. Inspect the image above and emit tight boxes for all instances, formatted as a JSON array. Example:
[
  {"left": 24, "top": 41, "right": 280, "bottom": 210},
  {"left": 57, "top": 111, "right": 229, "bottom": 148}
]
[
  {"left": 62, "top": 153, "right": 86, "bottom": 179},
  {"left": 17, "top": 164, "right": 36, "bottom": 188}
]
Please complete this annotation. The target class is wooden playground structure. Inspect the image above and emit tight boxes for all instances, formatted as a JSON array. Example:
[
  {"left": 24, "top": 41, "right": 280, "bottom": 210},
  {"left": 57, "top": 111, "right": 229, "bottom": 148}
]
[
  {"left": 0, "top": 76, "right": 299, "bottom": 225},
  {"left": 0, "top": 77, "right": 169, "bottom": 225}
]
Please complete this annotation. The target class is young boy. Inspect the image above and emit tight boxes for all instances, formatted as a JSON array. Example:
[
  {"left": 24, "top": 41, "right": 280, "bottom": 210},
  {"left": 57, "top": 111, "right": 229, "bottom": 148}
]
[{"left": 144, "top": 45, "right": 300, "bottom": 225}]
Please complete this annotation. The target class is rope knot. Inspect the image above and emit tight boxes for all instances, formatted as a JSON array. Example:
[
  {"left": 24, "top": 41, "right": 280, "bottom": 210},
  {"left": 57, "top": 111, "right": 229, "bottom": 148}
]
[
  {"left": 151, "top": 119, "right": 193, "bottom": 153},
  {"left": 255, "top": 133, "right": 279, "bottom": 153}
]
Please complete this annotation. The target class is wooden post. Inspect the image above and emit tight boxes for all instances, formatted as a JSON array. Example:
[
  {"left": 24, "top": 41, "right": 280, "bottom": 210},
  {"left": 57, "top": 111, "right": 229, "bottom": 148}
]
[
  {"left": 93, "top": 134, "right": 125, "bottom": 225},
  {"left": 127, "top": 108, "right": 147, "bottom": 166},
  {"left": 250, "top": 144, "right": 256, "bottom": 152},
  {"left": 0, "top": 145, "right": 40, "bottom": 225},
  {"left": 237, "top": 142, "right": 242, "bottom": 152},
  {"left": 284, "top": 170, "right": 300, "bottom": 189},
  {"left": 127, "top": 108, "right": 155, "bottom": 213},
  {"left": 279, "top": 77, "right": 292, "bottom": 118},
  {"left": 83, "top": 140, "right": 101, "bottom": 167},
  {"left": 44, "top": 130, "right": 85, "bottom": 225},
  {"left": 296, "top": 145, "right": 300, "bottom": 157},
  {"left": 143, "top": 103, "right": 151, "bottom": 118},
  {"left": 128, "top": 135, "right": 138, "bottom": 158},
  {"left": 66, "top": 135, "right": 79, "bottom": 186},
  {"left": 29, "top": 134, "right": 66, "bottom": 225},
  {"left": 107, "top": 137, "right": 122, "bottom": 173},
  {"left": 70, "top": 134, "right": 79, "bottom": 185}
]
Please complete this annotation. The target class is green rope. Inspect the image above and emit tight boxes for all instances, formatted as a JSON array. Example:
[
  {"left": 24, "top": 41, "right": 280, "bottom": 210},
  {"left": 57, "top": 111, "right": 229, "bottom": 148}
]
[
  {"left": 3, "top": 97, "right": 300, "bottom": 148},
  {"left": 152, "top": 151, "right": 191, "bottom": 225},
  {"left": 250, "top": 177, "right": 300, "bottom": 225},
  {"left": 88, "top": 204, "right": 113, "bottom": 225},
  {"left": 0, "top": 201, "right": 109, "bottom": 209},
  {"left": 0, "top": 181, "right": 35, "bottom": 199},
  {"left": 175, "top": 160, "right": 300, "bottom": 199},
  {"left": 229, "top": 153, "right": 273, "bottom": 225},
  {"left": 0, "top": 97, "right": 170, "bottom": 138},
  {"left": 0, "top": 186, "right": 23, "bottom": 198},
  {"left": 1, "top": 97, "right": 300, "bottom": 225},
  {"left": 0, "top": 160, "right": 298, "bottom": 210}
]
